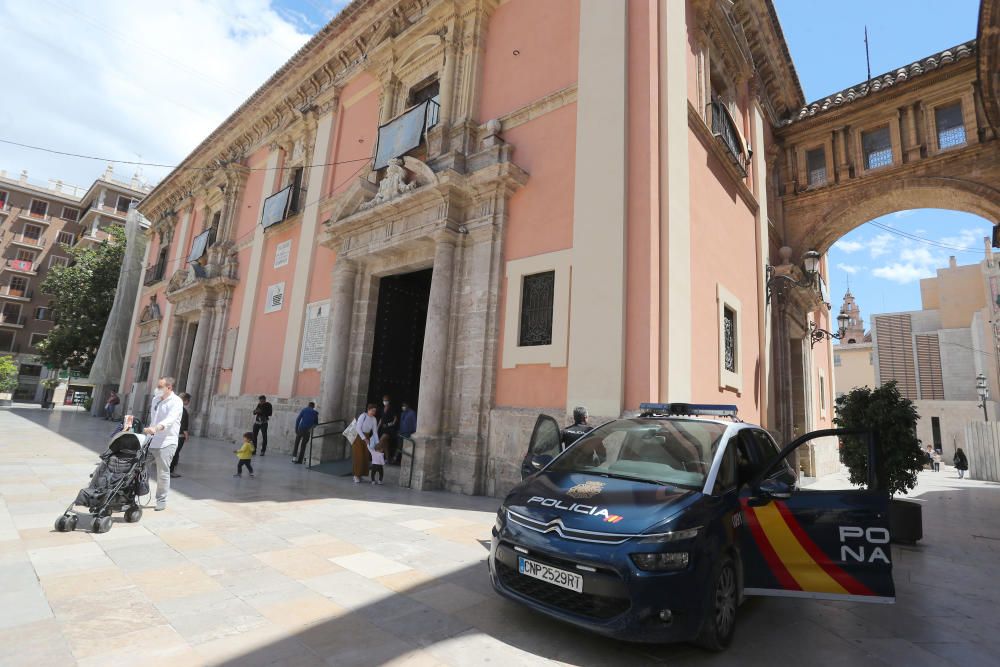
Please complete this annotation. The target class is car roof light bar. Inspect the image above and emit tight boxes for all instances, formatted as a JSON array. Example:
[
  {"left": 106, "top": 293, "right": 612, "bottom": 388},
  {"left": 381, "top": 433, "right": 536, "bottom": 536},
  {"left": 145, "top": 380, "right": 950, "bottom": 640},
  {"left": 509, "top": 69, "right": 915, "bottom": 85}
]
[{"left": 639, "top": 403, "right": 740, "bottom": 419}]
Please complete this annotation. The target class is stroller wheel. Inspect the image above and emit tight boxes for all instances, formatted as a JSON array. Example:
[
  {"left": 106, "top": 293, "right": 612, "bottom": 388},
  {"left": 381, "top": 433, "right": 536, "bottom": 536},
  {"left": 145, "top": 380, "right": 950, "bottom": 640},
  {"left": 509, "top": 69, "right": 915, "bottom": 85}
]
[
  {"left": 54, "top": 515, "right": 70, "bottom": 532},
  {"left": 93, "top": 516, "right": 113, "bottom": 534},
  {"left": 124, "top": 507, "right": 143, "bottom": 523}
]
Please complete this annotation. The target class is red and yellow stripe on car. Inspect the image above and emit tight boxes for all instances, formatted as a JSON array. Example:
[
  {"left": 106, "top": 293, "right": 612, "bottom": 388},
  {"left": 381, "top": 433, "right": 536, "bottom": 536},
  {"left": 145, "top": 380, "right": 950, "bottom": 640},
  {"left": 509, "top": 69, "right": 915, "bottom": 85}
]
[{"left": 741, "top": 499, "right": 875, "bottom": 597}]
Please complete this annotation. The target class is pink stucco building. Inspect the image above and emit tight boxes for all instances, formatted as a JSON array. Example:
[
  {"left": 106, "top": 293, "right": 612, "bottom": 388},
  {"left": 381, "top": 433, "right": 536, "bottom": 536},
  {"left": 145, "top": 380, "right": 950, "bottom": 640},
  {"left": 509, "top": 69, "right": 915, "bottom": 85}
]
[{"left": 120, "top": 0, "right": 838, "bottom": 495}]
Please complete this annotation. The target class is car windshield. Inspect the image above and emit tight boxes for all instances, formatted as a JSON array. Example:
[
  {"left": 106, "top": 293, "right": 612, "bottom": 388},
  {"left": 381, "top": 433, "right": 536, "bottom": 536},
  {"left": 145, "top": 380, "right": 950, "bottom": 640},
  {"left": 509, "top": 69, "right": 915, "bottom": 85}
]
[{"left": 547, "top": 418, "right": 727, "bottom": 490}]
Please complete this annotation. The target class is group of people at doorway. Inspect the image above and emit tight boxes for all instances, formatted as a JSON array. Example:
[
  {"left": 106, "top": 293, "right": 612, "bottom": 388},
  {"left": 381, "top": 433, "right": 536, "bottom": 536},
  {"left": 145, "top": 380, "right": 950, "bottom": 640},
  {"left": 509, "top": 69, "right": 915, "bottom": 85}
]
[
  {"left": 350, "top": 395, "right": 417, "bottom": 484},
  {"left": 924, "top": 444, "right": 969, "bottom": 478}
]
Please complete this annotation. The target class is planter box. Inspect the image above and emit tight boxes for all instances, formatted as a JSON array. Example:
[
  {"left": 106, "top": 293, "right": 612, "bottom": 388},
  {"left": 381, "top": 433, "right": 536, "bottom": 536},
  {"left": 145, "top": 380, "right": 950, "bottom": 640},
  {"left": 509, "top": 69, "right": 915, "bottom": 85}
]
[
  {"left": 0, "top": 392, "right": 11, "bottom": 407},
  {"left": 889, "top": 497, "right": 923, "bottom": 544}
]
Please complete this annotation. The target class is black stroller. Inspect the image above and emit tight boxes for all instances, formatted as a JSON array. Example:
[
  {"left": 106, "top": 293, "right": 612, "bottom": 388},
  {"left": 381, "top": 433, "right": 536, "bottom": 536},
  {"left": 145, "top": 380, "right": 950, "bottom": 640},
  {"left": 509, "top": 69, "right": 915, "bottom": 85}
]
[{"left": 54, "top": 419, "right": 152, "bottom": 534}]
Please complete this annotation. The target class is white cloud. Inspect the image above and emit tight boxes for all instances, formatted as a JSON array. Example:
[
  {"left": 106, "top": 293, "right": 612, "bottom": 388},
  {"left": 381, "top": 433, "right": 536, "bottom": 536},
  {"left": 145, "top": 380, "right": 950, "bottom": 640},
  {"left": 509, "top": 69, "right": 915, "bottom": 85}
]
[
  {"left": 867, "top": 233, "right": 895, "bottom": 258},
  {"left": 872, "top": 263, "right": 935, "bottom": 283},
  {"left": 0, "top": 0, "right": 322, "bottom": 189},
  {"left": 939, "top": 227, "right": 990, "bottom": 250},
  {"left": 833, "top": 239, "right": 864, "bottom": 253},
  {"left": 836, "top": 263, "right": 860, "bottom": 274}
]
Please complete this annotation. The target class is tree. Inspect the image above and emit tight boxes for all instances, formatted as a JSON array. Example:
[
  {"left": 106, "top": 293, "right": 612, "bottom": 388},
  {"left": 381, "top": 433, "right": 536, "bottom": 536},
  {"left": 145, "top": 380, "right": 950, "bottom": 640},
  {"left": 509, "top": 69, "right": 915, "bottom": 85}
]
[
  {"left": 0, "top": 355, "right": 18, "bottom": 394},
  {"left": 36, "top": 225, "right": 127, "bottom": 374},
  {"left": 833, "top": 381, "right": 926, "bottom": 496}
]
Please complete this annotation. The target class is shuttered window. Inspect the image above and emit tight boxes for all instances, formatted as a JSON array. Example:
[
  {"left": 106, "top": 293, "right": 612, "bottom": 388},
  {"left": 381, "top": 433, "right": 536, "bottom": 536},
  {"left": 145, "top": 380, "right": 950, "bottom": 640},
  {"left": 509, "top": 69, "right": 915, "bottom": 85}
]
[
  {"left": 873, "top": 314, "right": 917, "bottom": 399},
  {"left": 915, "top": 334, "right": 944, "bottom": 399}
]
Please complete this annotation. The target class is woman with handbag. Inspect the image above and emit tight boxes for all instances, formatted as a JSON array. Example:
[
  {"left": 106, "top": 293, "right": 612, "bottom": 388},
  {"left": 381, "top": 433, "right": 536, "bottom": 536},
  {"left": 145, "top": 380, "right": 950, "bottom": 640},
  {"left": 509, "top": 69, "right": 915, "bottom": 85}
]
[{"left": 352, "top": 404, "right": 378, "bottom": 483}]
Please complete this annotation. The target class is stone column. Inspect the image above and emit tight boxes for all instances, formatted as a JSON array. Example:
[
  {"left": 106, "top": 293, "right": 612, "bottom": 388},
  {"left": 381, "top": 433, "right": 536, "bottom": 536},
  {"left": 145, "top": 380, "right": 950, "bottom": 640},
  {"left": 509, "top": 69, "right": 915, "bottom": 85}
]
[
  {"left": 184, "top": 308, "right": 214, "bottom": 403},
  {"left": 161, "top": 316, "right": 184, "bottom": 378},
  {"left": 319, "top": 259, "right": 358, "bottom": 423},
  {"left": 410, "top": 234, "right": 457, "bottom": 490}
]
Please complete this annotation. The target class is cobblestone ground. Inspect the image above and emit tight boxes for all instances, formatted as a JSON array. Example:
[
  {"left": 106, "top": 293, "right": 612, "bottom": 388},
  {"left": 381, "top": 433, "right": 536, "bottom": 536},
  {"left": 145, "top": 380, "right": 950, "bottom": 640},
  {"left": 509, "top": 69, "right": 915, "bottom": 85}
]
[{"left": 1, "top": 405, "right": 999, "bottom": 666}]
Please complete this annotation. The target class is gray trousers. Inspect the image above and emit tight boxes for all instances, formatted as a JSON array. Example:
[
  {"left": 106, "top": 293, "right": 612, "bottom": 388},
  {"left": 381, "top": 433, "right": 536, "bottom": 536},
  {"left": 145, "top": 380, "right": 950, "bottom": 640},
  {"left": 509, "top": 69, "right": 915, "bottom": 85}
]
[{"left": 150, "top": 444, "right": 177, "bottom": 506}]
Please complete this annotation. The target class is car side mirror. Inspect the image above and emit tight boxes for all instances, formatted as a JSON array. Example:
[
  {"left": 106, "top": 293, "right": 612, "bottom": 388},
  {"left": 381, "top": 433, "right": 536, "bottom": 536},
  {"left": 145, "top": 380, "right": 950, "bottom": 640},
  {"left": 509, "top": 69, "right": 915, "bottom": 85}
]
[
  {"left": 750, "top": 478, "right": 792, "bottom": 505},
  {"left": 530, "top": 454, "right": 553, "bottom": 470}
]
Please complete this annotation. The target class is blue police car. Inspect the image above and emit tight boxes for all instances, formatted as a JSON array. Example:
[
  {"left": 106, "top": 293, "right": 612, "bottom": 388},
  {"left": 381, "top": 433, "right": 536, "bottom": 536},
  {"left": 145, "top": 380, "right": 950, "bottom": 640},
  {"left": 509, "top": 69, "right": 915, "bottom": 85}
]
[{"left": 489, "top": 403, "right": 895, "bottom": 651}]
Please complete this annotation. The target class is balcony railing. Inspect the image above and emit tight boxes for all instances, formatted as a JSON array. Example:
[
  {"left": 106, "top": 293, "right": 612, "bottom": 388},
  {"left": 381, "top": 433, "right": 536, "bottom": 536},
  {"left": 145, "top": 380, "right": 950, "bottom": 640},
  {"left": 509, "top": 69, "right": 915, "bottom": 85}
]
[
  {"left": 10, "top": 234, "right": 45, "bottom": 248},
  {"left": 0, "top": 314, "right": 27, "bottom": 327},
  {"left": 0, "top": 202, "right": 11, "bottom": 214},
  {"left": 18, "top": 210, "right": 52, "bottom": 224},
  {"left": 708, "top": 99, "right": 750, "bottom": 177},
  {"left": 0, "top": 286, "right": 33, "bottom": 300},
  {"left": 143, "top": 261, "right": 167, "bottom": 286}
]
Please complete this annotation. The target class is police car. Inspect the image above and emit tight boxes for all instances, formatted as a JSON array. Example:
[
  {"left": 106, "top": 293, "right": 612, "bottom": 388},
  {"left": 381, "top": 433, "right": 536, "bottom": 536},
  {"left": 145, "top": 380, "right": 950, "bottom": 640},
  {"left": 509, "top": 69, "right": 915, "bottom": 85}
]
[{"left": 489, "top": 403, "right": 895, "bottom": 651}]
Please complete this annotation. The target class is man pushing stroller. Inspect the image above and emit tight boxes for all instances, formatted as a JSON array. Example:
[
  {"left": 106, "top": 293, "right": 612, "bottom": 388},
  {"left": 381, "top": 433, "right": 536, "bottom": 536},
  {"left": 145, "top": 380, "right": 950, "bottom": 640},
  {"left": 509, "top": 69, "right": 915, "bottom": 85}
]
[{"left": 142, "top": 376, "right": 184, "bottom": 511}]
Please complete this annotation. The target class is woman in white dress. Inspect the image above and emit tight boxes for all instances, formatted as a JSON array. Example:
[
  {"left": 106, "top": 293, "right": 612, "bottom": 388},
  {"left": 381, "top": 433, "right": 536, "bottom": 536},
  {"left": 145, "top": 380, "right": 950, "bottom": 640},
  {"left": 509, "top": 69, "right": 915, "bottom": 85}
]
[{"left": 352, "top": 404, "right": 378, "bottom": 483}]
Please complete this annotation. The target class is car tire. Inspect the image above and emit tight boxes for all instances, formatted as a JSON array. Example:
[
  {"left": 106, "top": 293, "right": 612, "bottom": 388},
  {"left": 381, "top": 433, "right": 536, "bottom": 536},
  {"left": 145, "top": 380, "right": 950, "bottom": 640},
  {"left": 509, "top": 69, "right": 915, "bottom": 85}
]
[{"left": 696, "top": 554, "right": 738, "bottom": 652}]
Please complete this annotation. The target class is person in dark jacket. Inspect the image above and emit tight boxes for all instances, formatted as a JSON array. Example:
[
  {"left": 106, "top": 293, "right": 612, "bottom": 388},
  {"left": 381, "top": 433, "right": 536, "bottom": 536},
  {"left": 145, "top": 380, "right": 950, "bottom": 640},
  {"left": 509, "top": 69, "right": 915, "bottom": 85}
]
[
  {"left": 561, "top": 406, "right": 594, "bottom": 450},
  {"left": 953, "top": 447, "right": 969, "bottom": 479},
  {"left": 169, "top": 393, "right": 191, "bottom": 478},
  {"left": 252, "top": 395, "right": 273, "bottom": 455},
  {"left": 397, "top": 402, "right": 417, "bottom": 465},
  {"left": 292, "top": 401, "right": 320, "bottom": 464}
]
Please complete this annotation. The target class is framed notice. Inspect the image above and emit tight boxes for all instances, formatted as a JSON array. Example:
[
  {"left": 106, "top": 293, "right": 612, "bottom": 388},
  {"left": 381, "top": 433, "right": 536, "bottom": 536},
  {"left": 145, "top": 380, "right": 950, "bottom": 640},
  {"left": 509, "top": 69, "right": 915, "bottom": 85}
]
[
  {"left": 299, "top": 300, "right": 330, "bottom": 370},
  {"left": 274, "top": 240, "right": 291, "bottom": 268},
  {"left": 264, "top": 283, "right": 285, "bottom": 314}
]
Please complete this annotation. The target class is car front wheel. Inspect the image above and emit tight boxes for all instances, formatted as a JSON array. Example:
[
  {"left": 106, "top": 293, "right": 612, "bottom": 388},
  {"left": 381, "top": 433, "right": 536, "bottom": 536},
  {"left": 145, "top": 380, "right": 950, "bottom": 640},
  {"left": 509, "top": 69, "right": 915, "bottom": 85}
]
[{"left": 696, "top": 554, "right": 737, "bottom": 651}]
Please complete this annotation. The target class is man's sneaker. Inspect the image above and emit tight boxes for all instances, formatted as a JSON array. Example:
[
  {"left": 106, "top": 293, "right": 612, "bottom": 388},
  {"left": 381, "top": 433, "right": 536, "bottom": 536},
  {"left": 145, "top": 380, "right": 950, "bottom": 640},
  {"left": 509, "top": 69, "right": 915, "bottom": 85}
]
[
  {"left": 170, "top": 473, "right": 182, "bottom": 478},
  {"left": 352, "top": 476, "right": 360, "bottom": 483},
  {"left": 377, "top": 480, "right": 383, "bottom": 485},
  {"left": 291, "top": 457, "right": 297, "bottom": 462},
  {"left": 155, "top": 504, "right": 166, "bottom": 511},
  {"left": 370, "top": 479, "right": 375, "bottom": 485},
  {"left": 233, "top": 474, "right": 241, "bottom": 478}
]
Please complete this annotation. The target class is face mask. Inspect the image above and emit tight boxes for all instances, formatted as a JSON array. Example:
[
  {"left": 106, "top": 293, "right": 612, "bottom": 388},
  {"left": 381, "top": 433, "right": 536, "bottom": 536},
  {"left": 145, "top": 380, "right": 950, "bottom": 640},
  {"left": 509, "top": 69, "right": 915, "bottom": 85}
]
[{"left": 154, "top": 388, "right": 164, "bottom": 398}]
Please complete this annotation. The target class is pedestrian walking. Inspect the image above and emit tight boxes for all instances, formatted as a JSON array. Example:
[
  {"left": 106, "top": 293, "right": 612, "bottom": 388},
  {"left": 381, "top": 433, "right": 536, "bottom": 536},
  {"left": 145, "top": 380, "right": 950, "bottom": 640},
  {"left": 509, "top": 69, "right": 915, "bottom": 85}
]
[
  {"left": 292, "top": 401, "right": 320, "bottom": 464},
  {"left": 953, "top": 447, "right": 968, "bottom": 479},
  {"left": 924, "top": 445, "right": 934, "bottom": 470},
  {"left": 352, "top": 404, "right": 378, "bottom": 483},
  {"left": 370, "top": 437, "right": 387, "bottom": 485},
  {"left": 932, "top": 449, "right": 942, "bottom": 473},
  {"left": 252, "top": 395, "right": 273, "bottom": 455},
  {"left": 234, "top": 432, "right": 255, "bottom": 478},
  {"left": 104, "top": 390, "right": 120, "bottom": 420},
  {"left": 170, "top": 392, "right": 191, "bottom": 478},
  {"left": 142, "top": 377, "right": 183, "bottom": 511}
]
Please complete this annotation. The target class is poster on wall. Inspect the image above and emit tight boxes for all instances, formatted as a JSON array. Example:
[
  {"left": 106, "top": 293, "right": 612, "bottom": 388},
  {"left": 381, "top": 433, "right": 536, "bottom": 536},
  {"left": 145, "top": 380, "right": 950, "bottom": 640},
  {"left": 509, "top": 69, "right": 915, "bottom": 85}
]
[
  {"left": 274, "top": 240, "right": 291, "bottom": 268},
  {"left": 300, "top": 300, "right": 331, "bottom": 370}
]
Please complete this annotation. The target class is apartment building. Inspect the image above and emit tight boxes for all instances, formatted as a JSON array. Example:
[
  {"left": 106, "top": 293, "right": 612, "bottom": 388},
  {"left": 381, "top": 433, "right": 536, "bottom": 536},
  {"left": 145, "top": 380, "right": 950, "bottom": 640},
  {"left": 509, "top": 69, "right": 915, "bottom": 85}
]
[
  {"left": 870, "top": 248, "right": 1000, "bottom": 459},
  {"left": 0, "top": 166, "right": 150, "bottom": 400}
]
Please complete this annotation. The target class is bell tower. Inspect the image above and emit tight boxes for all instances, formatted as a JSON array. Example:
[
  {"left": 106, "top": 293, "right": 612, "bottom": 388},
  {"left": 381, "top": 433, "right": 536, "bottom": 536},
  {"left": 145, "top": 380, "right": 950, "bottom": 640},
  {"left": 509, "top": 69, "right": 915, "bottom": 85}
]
[{"left": 839, "top": 286, "right": 866, "bottom": 344}]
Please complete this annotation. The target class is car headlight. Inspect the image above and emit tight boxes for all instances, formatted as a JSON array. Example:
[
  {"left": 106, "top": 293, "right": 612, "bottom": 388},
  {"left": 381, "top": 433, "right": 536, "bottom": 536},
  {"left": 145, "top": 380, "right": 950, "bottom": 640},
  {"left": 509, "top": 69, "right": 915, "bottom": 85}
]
[
  {"left": 630, "top": 552, "right": 690, "bottom": 571},
  {"left": 638, "top": 526, "right": 701, "bottom": 544},
  {"left": 494, "top": 509, "right": 505, "bottom": 533}
]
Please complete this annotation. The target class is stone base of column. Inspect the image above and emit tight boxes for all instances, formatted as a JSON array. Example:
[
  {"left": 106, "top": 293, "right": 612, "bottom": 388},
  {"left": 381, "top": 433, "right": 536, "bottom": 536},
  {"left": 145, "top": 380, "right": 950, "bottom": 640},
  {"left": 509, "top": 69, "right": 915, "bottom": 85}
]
[{"left": 404, "top": 434, "right": 448, "bottom": 490}]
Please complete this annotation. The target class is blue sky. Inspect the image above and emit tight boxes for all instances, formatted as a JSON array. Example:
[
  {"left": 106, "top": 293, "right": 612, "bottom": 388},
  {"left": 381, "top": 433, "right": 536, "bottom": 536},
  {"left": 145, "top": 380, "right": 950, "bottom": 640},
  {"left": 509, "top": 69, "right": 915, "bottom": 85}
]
[{"left": 772, "top": 0, "right": 988, "bottom": 321}]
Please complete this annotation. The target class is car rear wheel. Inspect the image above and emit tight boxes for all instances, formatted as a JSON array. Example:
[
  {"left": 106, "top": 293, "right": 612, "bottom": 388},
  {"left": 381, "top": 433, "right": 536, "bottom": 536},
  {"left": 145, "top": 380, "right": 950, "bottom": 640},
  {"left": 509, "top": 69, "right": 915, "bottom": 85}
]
[{"left": 696, "top": 555, "right": 737, "bottom": 651}]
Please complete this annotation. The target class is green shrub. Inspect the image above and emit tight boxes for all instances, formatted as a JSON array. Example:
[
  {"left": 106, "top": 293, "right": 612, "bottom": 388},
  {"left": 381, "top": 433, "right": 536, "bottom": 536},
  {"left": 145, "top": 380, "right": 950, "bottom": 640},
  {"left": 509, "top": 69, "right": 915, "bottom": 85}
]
[
  {"left": 0, "top": 356, "right": 18, "bottom": 394},
  {"left": 833, "top": 381, "right": 925, "bottom": 496}
]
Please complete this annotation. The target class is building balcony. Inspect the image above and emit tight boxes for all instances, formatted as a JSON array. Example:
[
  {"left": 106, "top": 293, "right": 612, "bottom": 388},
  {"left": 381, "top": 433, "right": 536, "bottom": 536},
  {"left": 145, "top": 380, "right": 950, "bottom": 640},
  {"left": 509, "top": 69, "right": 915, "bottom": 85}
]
[
  {"left": 1, "top": 259, "right": 37, "bottom": 276},
  {"left": 75, "top": 228, "right": 107, "bottom": 247},
  {"left": 0, "top": 286, "right": 33, "bottom": 302},
  {"left": 143, "top": 261, "right": 167, "bottom": 286},
  {"left": 17, "top": 211, "right": 52, "bottom": 225},
  {"left": 8, "top": 234, "right": 45, "bottom": 250},
  {"left": 0, "top": 314, "right": 26, "bottom": 328},
  {"left": 0, "top": 203, "right": 11, "bottom": 216},
  {"left": 707, "top": 99, "right": 750, "bottom": 177}
]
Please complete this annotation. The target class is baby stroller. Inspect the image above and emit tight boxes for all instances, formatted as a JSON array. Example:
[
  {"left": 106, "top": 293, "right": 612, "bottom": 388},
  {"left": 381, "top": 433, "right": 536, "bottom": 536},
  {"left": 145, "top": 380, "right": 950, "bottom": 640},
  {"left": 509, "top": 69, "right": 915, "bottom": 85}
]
[{"left": 54, "top": 418, "right": 152, "bottom": 534}]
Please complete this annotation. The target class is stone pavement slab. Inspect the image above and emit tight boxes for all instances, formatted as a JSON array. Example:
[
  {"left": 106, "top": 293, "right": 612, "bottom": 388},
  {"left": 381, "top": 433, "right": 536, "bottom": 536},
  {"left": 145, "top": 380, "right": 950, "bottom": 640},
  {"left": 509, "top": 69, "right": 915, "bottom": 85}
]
[{"left": 2, "top": 405, "right": 1000, "bottom": 666}]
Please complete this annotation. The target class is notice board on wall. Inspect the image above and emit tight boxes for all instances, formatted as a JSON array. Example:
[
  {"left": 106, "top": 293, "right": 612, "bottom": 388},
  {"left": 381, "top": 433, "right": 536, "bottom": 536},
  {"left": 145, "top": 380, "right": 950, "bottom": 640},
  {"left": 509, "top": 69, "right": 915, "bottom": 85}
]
[{"left": 300, "top": 300, "right": 331, "bottom": 370}]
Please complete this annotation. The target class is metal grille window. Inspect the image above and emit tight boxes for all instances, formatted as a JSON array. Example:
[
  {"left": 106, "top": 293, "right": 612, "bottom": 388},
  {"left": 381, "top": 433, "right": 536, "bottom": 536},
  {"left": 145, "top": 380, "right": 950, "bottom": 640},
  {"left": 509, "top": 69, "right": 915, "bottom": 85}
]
[
  {"left": 723, "top": 307, "right": 736, "bottom": 373},
  {"left": 806, "top": 147, "right": 827, "bottom": 187},
  {"left": 518, "top": 271, "right": 555, "bottom": 347},
  {"left": 136, "top": 357, "right": 151, "bottom": 382},
  {"left": 862, "top": 127, "right": 892, "bottom": 170},
  {"left": 935, "top": 103, "right": 966, "bottom": 149}
]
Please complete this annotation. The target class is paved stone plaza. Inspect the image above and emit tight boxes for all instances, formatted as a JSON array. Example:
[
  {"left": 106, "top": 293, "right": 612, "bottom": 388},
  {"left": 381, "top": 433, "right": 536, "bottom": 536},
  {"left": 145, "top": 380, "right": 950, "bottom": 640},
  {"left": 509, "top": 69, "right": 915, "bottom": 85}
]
[{"left": 1, "top": 406, "right": 999, "bottom": 666}]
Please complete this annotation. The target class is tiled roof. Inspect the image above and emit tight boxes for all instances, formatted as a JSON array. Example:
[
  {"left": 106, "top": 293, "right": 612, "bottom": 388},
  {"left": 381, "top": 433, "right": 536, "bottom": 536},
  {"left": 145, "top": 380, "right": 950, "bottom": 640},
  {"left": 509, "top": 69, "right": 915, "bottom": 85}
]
[{"left": 787, "top": 40, "right": 976, "bottom": 124}]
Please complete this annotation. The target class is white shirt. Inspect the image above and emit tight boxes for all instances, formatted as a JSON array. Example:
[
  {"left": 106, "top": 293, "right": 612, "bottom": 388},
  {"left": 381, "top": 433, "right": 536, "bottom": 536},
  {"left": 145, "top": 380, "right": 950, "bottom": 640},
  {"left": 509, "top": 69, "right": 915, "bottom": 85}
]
[
  {"left": 148, "top": 392, "right": 183, "bottom": 449},
  {"left": 357, "top": 412, "right": 378, "bottom": 446}
]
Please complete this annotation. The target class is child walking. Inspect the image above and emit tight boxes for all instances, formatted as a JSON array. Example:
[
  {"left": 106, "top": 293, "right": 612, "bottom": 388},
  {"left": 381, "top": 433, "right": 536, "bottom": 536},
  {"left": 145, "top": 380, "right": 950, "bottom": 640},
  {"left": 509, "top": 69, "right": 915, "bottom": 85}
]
[
  {"left": 234, "top": 432, "right": 255, "bottom": 478},
  {"left": 370, "top": 435, "right": 388, "bottom": 485}
]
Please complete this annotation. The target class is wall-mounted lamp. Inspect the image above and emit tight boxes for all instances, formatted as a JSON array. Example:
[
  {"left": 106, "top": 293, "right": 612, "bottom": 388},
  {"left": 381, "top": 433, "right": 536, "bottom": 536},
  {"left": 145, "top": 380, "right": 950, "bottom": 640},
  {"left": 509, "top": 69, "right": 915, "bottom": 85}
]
[
  {"left": 809, "top": 312, "right": 849, "bottom": 348},
  {"left": 765, "top": 248, "right": 822, "bottom": 305}
]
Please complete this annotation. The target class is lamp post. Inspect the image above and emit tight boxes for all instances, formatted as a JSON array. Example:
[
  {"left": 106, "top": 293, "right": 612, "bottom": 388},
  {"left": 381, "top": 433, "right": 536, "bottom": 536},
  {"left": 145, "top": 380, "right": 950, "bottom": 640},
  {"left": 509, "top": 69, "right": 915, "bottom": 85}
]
[
  {"left": 976, "top": 372, "right": 990, "bottom": 422},
  {"left": 809, "top": 311, "right": 850, "bottom": 348},
  {"left": 765, "top": 248, "right": 823, "bottom": 304}
]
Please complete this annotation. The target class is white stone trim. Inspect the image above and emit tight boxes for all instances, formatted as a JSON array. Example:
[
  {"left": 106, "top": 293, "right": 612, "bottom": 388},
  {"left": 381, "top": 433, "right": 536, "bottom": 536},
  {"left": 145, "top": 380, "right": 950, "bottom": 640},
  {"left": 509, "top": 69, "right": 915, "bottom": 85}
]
[
  {"left": 502, "top": 250, "right": 571, "bottom": 369},
  {"left": 818, "top": 366, "right": 828, "bottom": 418},
  {"left": 717, "top": 283, "right": 743, "bottom": 393}
]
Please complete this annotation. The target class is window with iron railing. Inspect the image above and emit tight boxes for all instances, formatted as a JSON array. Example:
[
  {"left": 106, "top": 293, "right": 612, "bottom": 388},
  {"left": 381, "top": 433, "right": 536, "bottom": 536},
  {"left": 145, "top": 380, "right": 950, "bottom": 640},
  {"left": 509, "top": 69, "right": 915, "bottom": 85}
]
[
  {"left": 862, "top": 126, "right": 893, "bottom": 170},
  {"left": 935, "top": 102, "right": 966, "bottom": 150},
  {"left": 518, "top": 271, "right": 555, "bottom": 347},
  {"left": 806, "top": 147, "right": 827, "bottom": 187},
  {"left": 707, "top": 99, "right": 750, "bottom": 177}
]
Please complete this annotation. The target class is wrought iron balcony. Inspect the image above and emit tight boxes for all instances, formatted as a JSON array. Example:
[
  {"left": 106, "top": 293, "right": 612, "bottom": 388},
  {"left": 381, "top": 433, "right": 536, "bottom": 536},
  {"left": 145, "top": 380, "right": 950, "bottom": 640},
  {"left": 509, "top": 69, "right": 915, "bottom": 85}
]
[
  {"left": 0, "top": 313, "right": 27, "bottom": 327},
  {"left": 707, "top": 99, "right": 750, "bottom": 177},
  {"left": 10, "top": 233, "right": 45, "bottom": 249},
  {"left": 143, "top": 261, "right": 167, "bottom": 286}
]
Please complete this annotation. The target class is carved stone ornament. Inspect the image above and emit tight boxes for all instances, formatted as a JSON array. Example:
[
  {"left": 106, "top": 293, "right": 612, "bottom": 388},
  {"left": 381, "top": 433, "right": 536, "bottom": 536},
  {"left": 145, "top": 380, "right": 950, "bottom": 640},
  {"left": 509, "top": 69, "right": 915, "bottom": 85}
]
[
  {"left": 167, "top": 267, "right": 192, "bottom": 293},
  {"left": 358, "top": 158, "right": 417, "bottom": 211}
]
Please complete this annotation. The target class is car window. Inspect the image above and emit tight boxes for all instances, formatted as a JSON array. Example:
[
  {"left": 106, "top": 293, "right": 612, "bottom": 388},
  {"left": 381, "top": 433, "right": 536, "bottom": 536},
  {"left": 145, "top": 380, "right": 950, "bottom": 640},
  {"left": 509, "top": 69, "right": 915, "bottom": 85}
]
[
  {"left": 753, "top": 430, "right": 795, "bottom": 479},
  {"left": 547, "top": 418, "right": 727, "bottom": 490},
  {"left": 715, "top": 440, "right": 736, "bottom": 492}
]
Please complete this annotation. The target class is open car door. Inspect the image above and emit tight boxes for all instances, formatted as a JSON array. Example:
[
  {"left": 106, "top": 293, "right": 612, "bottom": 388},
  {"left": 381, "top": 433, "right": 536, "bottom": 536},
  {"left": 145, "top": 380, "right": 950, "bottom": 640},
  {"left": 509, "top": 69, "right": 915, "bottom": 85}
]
[
  {"left": 520, "top": 415, "right": 562, "bottom": 480},
  {"left": 738, "top": 429, "right": 895, "bottom": 604}
]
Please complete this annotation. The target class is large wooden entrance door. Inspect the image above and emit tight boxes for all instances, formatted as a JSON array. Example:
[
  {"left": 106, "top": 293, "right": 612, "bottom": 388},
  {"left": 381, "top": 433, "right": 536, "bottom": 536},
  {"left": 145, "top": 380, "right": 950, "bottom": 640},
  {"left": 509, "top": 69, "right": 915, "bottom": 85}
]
[{"left": 367, "top": 269, "right": 432, "bottom": 409}]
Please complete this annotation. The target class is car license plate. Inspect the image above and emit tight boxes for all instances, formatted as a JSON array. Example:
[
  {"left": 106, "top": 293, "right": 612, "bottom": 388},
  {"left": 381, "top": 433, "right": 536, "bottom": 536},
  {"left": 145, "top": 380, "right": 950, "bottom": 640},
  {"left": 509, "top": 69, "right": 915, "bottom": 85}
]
[{"left": 518, "top": 556, "right": 583, "bottom": 593}]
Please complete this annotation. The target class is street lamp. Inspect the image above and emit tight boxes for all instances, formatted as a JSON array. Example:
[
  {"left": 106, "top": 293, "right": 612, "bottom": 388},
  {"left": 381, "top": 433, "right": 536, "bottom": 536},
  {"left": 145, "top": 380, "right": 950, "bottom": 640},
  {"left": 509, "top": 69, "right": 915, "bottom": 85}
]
[
  {"left": 976, "top": 372, "right": 990, "bottom": 422},
  {"left": 766, "top": 248, "right": 823, "bottom": 305},
  {"left": 809, "top": 311, "right": 850, "bottom": 348}
]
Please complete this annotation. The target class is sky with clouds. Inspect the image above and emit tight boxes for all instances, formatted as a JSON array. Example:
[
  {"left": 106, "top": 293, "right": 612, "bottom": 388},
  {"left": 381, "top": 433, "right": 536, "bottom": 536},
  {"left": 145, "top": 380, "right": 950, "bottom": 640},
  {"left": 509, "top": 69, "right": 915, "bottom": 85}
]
[{"left": 0, "top": 0, "right": 989, "bottom": 322}]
